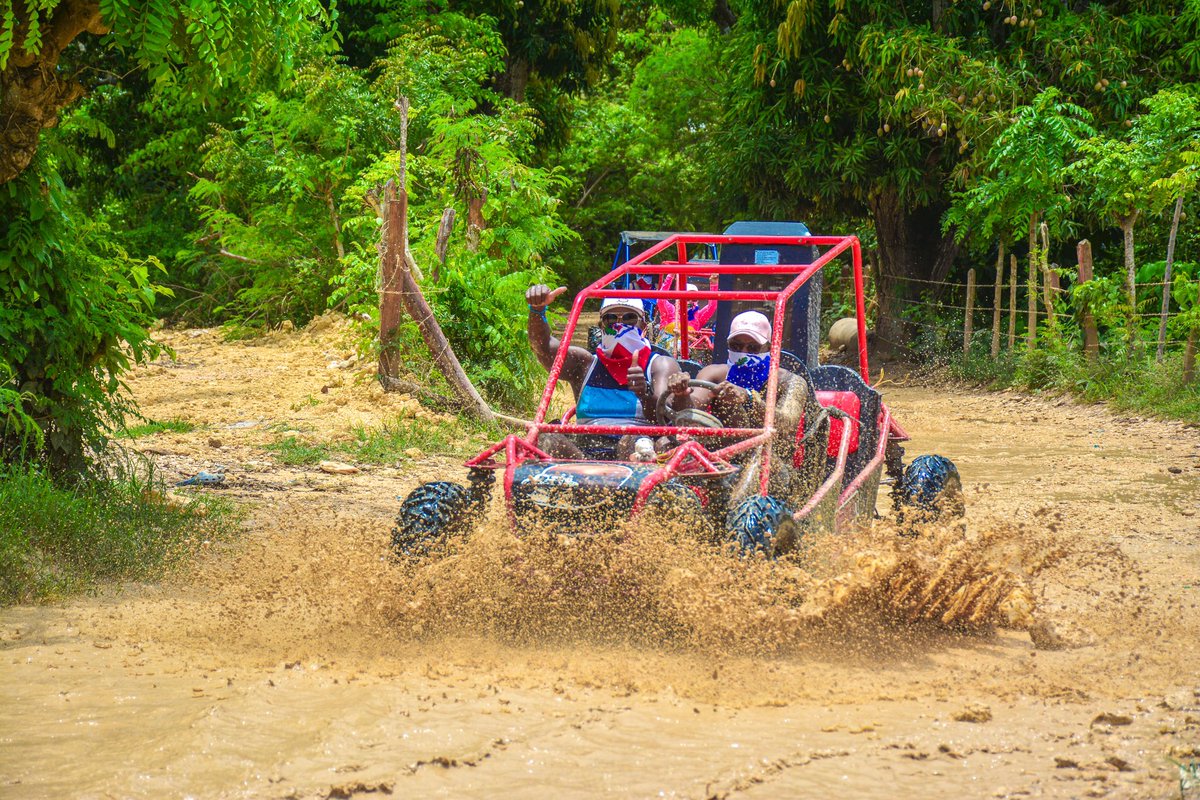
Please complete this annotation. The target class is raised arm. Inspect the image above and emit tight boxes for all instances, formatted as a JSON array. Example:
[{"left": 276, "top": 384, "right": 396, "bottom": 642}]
[
  {"left": 656, "top": 276, "right": 677, "bottom": 325},
  {"left": 693, "top": 298, "right": 718, "bottom": 327},
  {"left": 525, "top": 284, "right": 589, "bottom": 387}
]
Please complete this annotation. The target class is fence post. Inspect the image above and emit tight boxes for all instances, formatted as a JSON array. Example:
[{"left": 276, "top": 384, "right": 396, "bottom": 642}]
[
  {"left": 1039, "top": 223, "right": 1057, "bottom": 332},
  {"left": 963, "top": 268, "right": 976, "bottom": 355},
  {"left": 1158, "top": 196, "right": 1184, "bottom": 362},
  {"left": 1184, "top": 327, "right": 1197, "bottom": 385},
  {"left": 991, "top": 243, "right": 1004, "bottom": 357},
  {"left": 1008, "top": 254, "right": 1017, "bottom": 350},
  {"left": 1077, "top": 240, "right": 1099, "bottom": 364},
  {"left": 1027, "top": 249, "right": 1038, "bottom": 351},
  {"left": 379, "top": 181, "right": 407, "bottom": 382},
  {"left": 1185, "top": 274, "right": 1199, "bottom": 385}
]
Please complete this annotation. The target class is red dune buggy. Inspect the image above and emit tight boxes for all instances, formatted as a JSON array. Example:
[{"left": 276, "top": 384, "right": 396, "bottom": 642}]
[{"left": 392, "top": 225, "right": 962, "bottom": 557}]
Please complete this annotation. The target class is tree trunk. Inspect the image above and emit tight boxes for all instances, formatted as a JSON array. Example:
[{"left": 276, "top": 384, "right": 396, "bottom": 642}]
[
  {"left": 378, "top": 178, "right": 408, "bottom": 382},
  {"left": 379, "top": 98, "right": 411, "bottom": 381},
  {"left": 326, "top": 192, "right": 345, "bottom": 260},
  {"left": 1157, "top": 196, "right": 1184, "bottom": 362},
  {"left": 498, "top": 56, "right": 530, "bottom": 102},
  {"left": 869, "top": 186, "right": 958, "bottom": 357},
  {"left": 1027, "top": 212, "right": 1038, "bottom": 351},
  {"left": 963, "top": 268, "right": 976, "bottom": 355},
  {"left": 0, "top": 0, "right": 110, "bottom": 184},
  {"left": 383, "top": 182, "right": 496, "bottom": 424},
  {"left": 465, "top": 193, "right": 487, "bottom": 253}
]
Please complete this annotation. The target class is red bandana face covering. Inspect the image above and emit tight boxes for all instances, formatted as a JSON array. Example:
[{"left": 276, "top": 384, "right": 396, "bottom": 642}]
[{"left": 596, "top": 324, "right": 649, "bottom": 384}]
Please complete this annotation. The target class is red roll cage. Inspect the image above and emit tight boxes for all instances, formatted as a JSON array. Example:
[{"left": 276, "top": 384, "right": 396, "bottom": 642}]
[{"left": 466, "top": 233, "right": 873, "bottom": 512}]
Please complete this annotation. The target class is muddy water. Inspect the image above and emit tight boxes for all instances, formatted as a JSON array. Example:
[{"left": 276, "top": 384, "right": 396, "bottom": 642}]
[{"left": 4, "top": 385, "right": 1200, "bottom": 799}]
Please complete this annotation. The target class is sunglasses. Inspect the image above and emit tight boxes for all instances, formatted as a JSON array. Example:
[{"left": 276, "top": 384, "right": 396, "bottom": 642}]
[{"left": 601, "top": 312, "right": 641, "bottom": 326}]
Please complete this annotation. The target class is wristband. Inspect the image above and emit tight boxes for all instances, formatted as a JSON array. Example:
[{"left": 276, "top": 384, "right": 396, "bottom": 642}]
[{"left": 528, "top": 304, "right": 547, "bottom": 321}]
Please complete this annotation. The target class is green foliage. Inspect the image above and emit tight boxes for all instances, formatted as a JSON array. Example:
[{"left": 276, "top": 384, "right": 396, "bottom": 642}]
[
  {"left": 325, "top": 17, "right": 576, "bottom": 409},
  {"left": 551, "top": 25, "right": 723, "bottom": 288},
  {"left": 1134, "top": 88, "right": 1200, "bottom": 211},
  {"left": 947, "top": 89, "right": 1094, "bottom": 243},
  {"left": 1071, "top": 273, "right": 1128, "bottom": 330},
  {"left": 186, "top": 51, "right": 396, "bottom": 328},
  {"left": 93, "top": 0, "right": 329, "bottom": 89},
  {"left": 0, "top": 156, "right": 165, "bottom": 472},
  {"left": 0, "top": 359, "right": 43, "bottom": 461},
  {"left": 342, "top": 0, "right": 618, "bottom": 96},
  {"left": 0, "top": 464, "right": 237, "bottom": 605}
]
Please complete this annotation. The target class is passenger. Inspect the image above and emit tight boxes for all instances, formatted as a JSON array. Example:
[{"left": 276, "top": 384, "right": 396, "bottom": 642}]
[
  {"left": 665, "top": 310, "right": 795, "bottom": 428},
  {"left": 656, "top": 278, "right": 717, "bottom": 328},
  {"left": 654, "top": 278, "right": 717, "bottom": 352},
  {"left": 526, "top": 284, "right": 682, "bottom": 459}
]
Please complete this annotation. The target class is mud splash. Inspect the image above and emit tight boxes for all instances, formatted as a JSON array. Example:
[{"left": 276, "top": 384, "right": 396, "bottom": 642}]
[{"left": 151, "top": 502, "right": 1061, "bottom": 664}]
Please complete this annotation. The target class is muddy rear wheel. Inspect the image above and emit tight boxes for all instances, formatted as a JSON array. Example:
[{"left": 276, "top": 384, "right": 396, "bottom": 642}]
[{"left": 895, "top": 454, "right": 965, "bottom": 526}]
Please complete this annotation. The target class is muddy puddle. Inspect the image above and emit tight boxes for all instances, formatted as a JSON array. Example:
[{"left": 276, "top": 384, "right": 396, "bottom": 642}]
[{"left": 3, "top": 331, "right": 1200, "bottom": 799}]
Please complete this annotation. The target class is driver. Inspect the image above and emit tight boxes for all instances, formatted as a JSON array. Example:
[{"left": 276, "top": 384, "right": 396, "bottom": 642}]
[
  {"left": 526, "top": 284, "right": 682, "bottom": 459},
  {"left": 665, "top": 310, "right": 795, "bottom": 427}
]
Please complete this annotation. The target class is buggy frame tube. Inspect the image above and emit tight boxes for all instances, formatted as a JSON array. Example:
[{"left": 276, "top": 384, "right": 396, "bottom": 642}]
[{"left": 794, "top": 408, "right": 852, "bottom": 521}]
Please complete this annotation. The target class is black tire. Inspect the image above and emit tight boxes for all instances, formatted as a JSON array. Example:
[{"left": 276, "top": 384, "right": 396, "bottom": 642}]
[
  {"left": 895, "top": 455, "right": 965, "bottom": 525},
  {"left": 392, "top": 481, "right": 473, "bottom": 557},
  {"left": 725, "top": 495, "right": 800, "bottom": 557}
]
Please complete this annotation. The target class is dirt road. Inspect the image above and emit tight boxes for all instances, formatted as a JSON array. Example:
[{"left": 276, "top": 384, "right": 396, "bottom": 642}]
[{"left": 2, "top": 323, "right": 1199, "bottom": 799}]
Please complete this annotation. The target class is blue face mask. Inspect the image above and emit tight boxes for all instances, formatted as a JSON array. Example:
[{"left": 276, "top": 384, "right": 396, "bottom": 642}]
[{"left": 727, "top": 351, "right": 770, "bottom": 392}]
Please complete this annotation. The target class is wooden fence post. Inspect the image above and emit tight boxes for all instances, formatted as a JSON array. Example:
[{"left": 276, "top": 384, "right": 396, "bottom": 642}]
[
  {"left": 1157, "top": 196, "right": 1185, "bottom": 362},
  {"left": 1039, "top": 223, "right": 1057, "bottom": 332},
  {"left": 1184, "top": 327, "right": 1197, "bottom": 385},
  {"left": 378, "top": 178, "right": 408, "bottom": 380},
  {"left": 1027, "top": 242, "right": 1039, "bottom": 351},
  {"left": 991, "top": 243, "right": 1004, "bottom": 357},
  {"left": 1185, "top": 274, "right": 1199, "bottom": 385},
  {"left": 1077, "top": 240, "right": 1099, "bottom": 363},
  {"left": 1008, "top": 253, "right": 1017, "bottom": 350},
  {"left": 964, "top": 268, "right": 976, "bottom": 355}
]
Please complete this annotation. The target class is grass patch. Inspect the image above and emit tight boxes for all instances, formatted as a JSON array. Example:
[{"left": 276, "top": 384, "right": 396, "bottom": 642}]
[
  {"left": 115, "top": 417, "right": 197, "bottom": 438},
  {"left": 943, "top": 341, "right": 1200, "bottom": 422},
  {"left": 337, "top": 416, "right": 493, "bottom": 461},
  {"left": 265, "top": 415, "right": 495, "bottom": 466},
  {"left": 265, "top": 436, "right": 333, "bottom": 465},
  {"left": 0, "top": 466, "right": 239, "bottom": 605}
]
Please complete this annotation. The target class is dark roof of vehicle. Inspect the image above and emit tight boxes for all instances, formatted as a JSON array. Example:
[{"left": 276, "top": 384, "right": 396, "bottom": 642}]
[{"left": 618, "top": 230, "right": 709, "bottom": 246}]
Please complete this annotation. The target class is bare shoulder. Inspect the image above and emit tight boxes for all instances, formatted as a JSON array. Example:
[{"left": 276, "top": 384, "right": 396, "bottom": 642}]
[
  {"left": 650, "top": 353, "right": 682, "bottom": 376},
  {"left": 696, "top": 364, "right": 727, "bottom": 382}
]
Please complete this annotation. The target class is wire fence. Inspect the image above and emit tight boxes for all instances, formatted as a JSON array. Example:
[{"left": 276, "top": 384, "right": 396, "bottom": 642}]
[{"left": 881, "top": 265, "right": 1198, "bottom": 375}]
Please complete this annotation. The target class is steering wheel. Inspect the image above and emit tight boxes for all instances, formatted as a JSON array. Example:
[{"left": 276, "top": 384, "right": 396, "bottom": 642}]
[{"left": 656, "top": 379, "right": 724, "bottom": 427}]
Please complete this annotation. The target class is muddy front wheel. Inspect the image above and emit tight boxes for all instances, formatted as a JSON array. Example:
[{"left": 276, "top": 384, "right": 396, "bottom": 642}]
[
  {"left": 392, "top": 481, "right": 475, "bottom": 557},
  {"left": 725, "top": 495, "right": 800, "bottom": 558}
]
